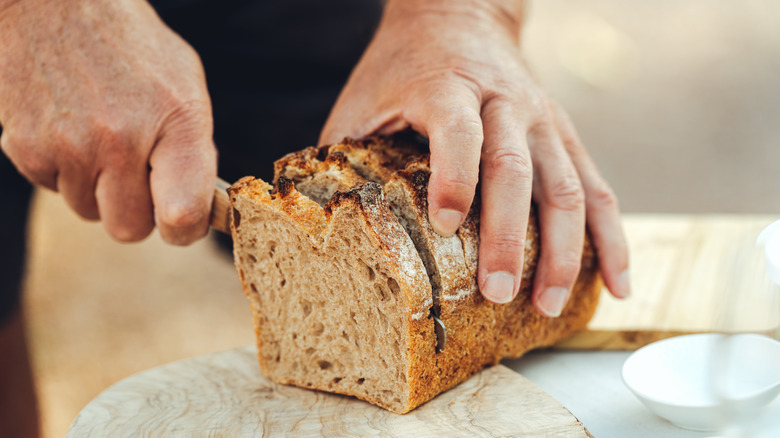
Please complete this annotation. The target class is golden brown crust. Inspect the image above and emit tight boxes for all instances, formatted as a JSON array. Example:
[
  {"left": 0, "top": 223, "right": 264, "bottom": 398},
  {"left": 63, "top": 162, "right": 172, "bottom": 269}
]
[{"left": 229, "top": 134, "right": 602, "bottom": 414}]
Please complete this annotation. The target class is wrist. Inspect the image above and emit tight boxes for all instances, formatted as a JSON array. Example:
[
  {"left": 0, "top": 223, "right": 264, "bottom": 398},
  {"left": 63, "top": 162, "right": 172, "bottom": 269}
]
[{"left": 383, "top": 0, "right": 525, "bottom": 41}]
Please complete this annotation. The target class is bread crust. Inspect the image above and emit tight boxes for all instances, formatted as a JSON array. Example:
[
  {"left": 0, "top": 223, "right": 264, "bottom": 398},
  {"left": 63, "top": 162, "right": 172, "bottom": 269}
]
[{"left": 229, "top": 135, "right": 601, "bottom": 414}]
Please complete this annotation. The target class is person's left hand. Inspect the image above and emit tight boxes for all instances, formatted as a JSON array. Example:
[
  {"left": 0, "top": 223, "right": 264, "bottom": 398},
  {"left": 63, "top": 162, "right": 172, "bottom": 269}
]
[{"left": 320, "top": 0, "right": 630, "bottom": 317}]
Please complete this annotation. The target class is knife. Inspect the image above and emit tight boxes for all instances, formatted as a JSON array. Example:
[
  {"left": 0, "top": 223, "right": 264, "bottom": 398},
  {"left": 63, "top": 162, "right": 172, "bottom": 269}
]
[{"left": 209, "top": 177, "right": 232, "bottom": 234}]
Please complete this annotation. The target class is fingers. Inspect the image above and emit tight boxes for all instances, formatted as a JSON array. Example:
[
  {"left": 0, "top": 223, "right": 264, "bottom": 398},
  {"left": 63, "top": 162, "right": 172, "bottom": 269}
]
[
  {"left": 95, "top": 161, "right": 154, "bottom": 242},
  {"left": 149, "top": 107, "right": 217, "bottom": 246},
  {"left": 57, "top": 165, "right": 100, "bottom": 221},
  {"left": 411, "top": 83, "right": 483, "bottom": 237},
  {"left": 477, "top": 98, "right": 533, "bottom": 304},
  {"left": 528, "top": 119, "right": 586, "bottom": 317},
  {"left": 0, "top": 127, "right": 58, "bottom": 191},
  {"left": 1, "top": 123, "right": 101, "bottom": 221},
  {"left": 554, "top": 104, "right": 630, "bottom": 299},
  {"left": 1, "top": 108, "right": 216, "bottom": 246}
]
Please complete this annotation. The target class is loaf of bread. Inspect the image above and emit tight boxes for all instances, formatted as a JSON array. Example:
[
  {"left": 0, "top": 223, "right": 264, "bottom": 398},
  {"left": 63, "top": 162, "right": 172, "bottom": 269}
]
[{"left": 227, "top": 135, "right": 601, "bottom": 414}]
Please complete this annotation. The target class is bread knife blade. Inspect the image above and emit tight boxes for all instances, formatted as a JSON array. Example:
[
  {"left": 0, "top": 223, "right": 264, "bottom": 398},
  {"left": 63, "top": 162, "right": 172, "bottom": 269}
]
[{"left": 210, "top": 177, "right": 231, "bottom": 234}]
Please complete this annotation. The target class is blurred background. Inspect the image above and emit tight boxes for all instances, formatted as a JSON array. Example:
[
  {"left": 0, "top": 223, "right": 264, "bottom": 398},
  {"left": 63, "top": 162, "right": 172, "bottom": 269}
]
[{"left": 20, "top": 0, "right": 780, "bottom": 437}]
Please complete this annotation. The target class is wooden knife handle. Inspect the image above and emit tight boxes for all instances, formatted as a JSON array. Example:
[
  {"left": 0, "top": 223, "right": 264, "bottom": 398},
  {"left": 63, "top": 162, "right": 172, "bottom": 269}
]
[{"left": 210, "top": 177, "right": 231, "bottom": 234}]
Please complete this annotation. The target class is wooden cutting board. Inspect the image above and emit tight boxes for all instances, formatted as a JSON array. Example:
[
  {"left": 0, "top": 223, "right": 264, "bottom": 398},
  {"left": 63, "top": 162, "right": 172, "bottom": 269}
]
[
  {"left": 66, "top": 346, "right": 592, "bottom": 437},
  {"left": 65, "top": 214, "right": 779, "bottom": 436},
  {"left": 559, "top": 214, "right": 780, "bottom": 350}
]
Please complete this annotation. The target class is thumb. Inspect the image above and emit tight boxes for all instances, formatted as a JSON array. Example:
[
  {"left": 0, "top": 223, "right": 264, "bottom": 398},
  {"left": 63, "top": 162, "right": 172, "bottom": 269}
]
[{"left": 149, "top": 105, "right": 217, "bottom": 245}]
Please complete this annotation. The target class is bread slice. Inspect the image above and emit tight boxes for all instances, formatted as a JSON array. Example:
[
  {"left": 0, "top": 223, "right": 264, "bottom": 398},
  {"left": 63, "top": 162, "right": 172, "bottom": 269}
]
[{"left": 228, "top": 135, "right": 602, "bottom": 414}]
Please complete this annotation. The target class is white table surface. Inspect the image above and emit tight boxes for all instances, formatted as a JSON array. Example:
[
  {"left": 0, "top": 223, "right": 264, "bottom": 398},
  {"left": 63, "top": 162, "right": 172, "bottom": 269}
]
[{"left": 504, "top": 349, "right": 780, "bottom": 438}]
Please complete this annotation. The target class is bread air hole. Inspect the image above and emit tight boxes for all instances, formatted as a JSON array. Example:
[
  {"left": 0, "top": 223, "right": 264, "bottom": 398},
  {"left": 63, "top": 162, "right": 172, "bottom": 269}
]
[
  {"left": 317, "top": 360, "right": 332, "bottom": 370},
  {"left": 374, "top": 284, "right": 386, "bottom": 301},
  {"left": 232, "top": 208, "right": 241, "bottom": 228},
  {"left": 302, "top": 300, "right": 312, "bottom": 317},
  {"left": 387, "top": 277, "right": 400, "bottom": 294},
  {"left": 357, "top": 378, "right": 365, "bottom": 385},
  {"left": 333, "top": 377, "right": 342, "bottom": 384},
  {"left": 312, "top": 322, "right": 324, "bottom": 336}
]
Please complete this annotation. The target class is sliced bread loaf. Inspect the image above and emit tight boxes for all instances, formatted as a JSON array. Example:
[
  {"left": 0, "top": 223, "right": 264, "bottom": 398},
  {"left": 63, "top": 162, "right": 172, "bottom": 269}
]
[{"left": 228, "top": 135, "right": 601, "bottom": 414}]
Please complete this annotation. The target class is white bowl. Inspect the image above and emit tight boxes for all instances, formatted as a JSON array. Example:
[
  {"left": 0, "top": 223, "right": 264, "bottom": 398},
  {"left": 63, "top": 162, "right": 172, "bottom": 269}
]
[{"left": 622, "top": 333, "right": 780, "bottom": 431}]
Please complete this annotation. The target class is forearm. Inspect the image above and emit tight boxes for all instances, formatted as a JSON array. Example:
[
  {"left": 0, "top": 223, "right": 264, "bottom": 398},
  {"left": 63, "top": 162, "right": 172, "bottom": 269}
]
[{"left": 382, "top": 0, "right": 526, "bottom": 42}]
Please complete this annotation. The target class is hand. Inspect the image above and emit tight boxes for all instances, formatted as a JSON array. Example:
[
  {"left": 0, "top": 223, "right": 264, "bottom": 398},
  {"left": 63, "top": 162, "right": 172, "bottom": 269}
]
[
  {"left": 0, "top": 0, "right": 216, "bottom": 245},
  {"left": 320, "top": 0, "right": 630, "bottom": 316}
]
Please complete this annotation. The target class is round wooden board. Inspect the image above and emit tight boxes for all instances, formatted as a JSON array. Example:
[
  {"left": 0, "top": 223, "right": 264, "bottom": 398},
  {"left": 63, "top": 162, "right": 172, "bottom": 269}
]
[{"left": 67, "top": 346, "right": 591, "bottom": 437}]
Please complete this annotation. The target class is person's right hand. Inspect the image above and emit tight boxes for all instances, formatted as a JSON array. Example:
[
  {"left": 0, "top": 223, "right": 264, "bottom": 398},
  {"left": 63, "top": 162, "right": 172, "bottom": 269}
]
[{"left": 0, "top": 0, "right": 216, "bottom": 245}]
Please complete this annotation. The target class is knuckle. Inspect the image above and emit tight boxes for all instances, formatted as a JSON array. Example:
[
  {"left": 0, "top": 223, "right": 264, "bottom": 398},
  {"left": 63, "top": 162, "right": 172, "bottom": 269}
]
[
  {"left": 431, "top": 108, "right": 483, "bottom": 141},
  {"left": 484, "top": 148, "right": 533, "bottom": 180},
  {"left": 158, "top": 202, "right": 207, "bottom": 230},
  {"left": 1, "top": 128, "right": 29, "bottom": 155},
  {"left": 90, "top": 117, "right": 130, "bottom": 149},
  {"left": 165, "top": 99, "right": 212, "bottom": 127},
  {"left": 50, "top": 120, "right": 84, "bottom": 149},
  {"left": 486, "top": 231, "right": 527, "bottom": 259},
  {"left": 437, "top": 167, "right": 478, "bottom": 195},
  {"left": 590, "top": 179, "right": 619, "bottom": 210},
  {"left": 548, "top": 256, "right": 583, "bottom": 281},
  {"left": 17, "top": 149, "right": 53, "bottom": 176},
  {"left": 49, "top": 122, "right": 95, "bottom": 170},
  {"left": 556, "top": 124, "right": 577, "bottom": 148},
  {"left": 527, "top": 118, "right": 556, "bottom": 141},
  {"left": 84, "top": 118, "right": 142, "bottom": 167},
  {"left": 521, "top": 89, "right": 551, "bottom": 117},
  {"left": 2, "top": 131, "right": 56, "bottom": 179},
  {"left": 547, "top": 175, "right": 585, "bottom": 212}
]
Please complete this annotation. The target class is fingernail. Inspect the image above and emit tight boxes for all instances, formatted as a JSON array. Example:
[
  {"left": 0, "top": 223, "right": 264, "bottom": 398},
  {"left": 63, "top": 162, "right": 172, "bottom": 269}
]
[
  {"left": 481, "top": 272, "right": 516, "bottom": 304},
  {"left": 431, "top": 208, "right": 463, "bottom": 237},
  {"left": 538, "top": 287, "right": 568, "bottom": 317},
  {"left": 614, "top": 269, "right": 631, "bottom": 299}
]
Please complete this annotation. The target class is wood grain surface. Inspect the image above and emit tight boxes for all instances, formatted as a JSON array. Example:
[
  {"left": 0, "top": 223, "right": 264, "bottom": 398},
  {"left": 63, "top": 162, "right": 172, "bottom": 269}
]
[
  {"left": 557, "top": 215, "right": 780, "bottom": 350},
  {"left": 66, "top": 346, "right": 592, "bottom": 438}
]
